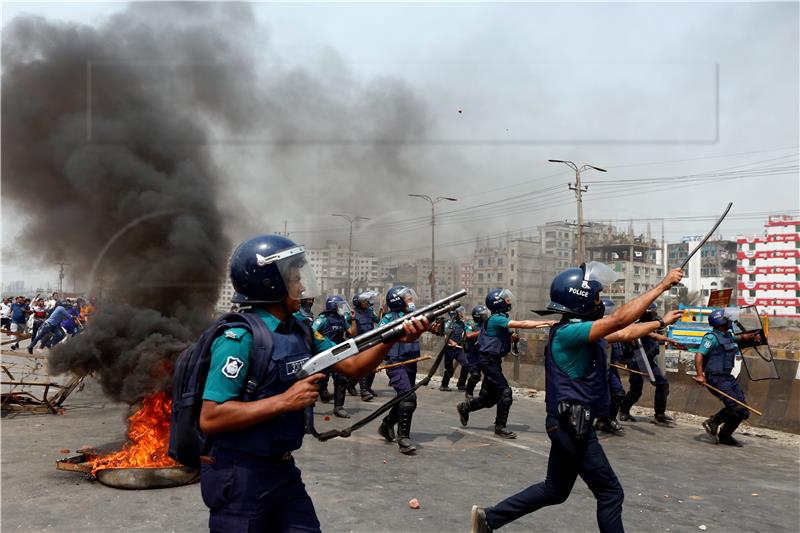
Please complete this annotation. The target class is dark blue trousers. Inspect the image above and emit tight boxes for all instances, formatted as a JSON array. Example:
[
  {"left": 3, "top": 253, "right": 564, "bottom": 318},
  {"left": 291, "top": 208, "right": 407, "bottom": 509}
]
[
  {"left": 200, "top": 447, "right": 320, "bottom": 533},
  {"left": 385, "top": 361, "right": 417, "bottom": 394},
  {"left": 442, "top": 347, "right": 468, "bottom": 387},
  {"left": 476, "top": 354, "right": 509, "bottom": 408},
  {"left": 485, "top": 415, "right": 625, "bottom": 532},
  {"left": 706, "top": 373, "right": 745, "bottom": 408},
  {"left": 622, "top": 357, "right": 669, "bottom": 415}
]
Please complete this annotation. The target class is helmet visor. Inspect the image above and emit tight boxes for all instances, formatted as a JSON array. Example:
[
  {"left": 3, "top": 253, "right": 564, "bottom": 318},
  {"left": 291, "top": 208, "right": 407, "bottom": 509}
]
[
  {"left": 498, "top": 289, "right": 515, "bottom": 305},
  {"left": 274, "top": 248, "right": 321, "bottom": 300},
  {"left": 358, "top": 290, "right": 378, "bottom": 306},
  {"left": 399, "top": 287, "right": 418, "bottom": 310},
  {"left": 583, "top": 261, "right": 618, "bottom": 289}
]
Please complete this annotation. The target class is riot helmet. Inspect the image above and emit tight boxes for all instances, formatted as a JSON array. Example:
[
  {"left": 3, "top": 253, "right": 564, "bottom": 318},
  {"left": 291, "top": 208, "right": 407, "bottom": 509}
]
[
  {"left": 486, "top": 289, "right": 513, "bottom": 313},
  {"left": 449, "top": 305, "right": 465, "bottom": 320},
  {"left": 708, "top": 308, "right": 731, "bottom": 329},
  {"left": 386, "top": 286, "right": 417, "bottom": 312},
  {"left": 324, "top": 295, "right": 351, "bottom": 317},
  {"left": 353, "top": 290, "right": 378, "bottom": 309},
  {"left": 230, "top": 234, "right": 320, "bottom": 304},
  {"left": 471, "top": 304, "right": 490, "bottom": 325},
  {"left": 546, "top": 261, "right": 618, "bottom": 317}
]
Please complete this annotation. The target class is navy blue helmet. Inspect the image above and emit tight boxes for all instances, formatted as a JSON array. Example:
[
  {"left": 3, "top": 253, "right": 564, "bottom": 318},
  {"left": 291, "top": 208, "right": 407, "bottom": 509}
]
[
  {"left": 485, "top": 288, "right": 513, "bottom": 313},
  {"left": 386, "top": 286, "right": 417, "bottom": 312},
  {"left": 472, "top": 304, "right": 490, "bottom": 325},
  {"left": 547, "top": 262, "right": 618, "bottom": 317},
  {"left": 230, "top": 234, "right": 320, "bottom": 304},
  {"left": 708, "top": 308, "right": 731, "bottom": 328},
  {"left": 449, "top": 306, "right": 466, "bottom": 320},
  {"left": 324, "top": 295, "right": 349, "bottom": 316}
]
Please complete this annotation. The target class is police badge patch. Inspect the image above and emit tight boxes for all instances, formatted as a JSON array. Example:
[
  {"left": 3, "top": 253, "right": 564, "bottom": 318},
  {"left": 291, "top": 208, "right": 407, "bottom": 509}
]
[{"left": 222, "top": 356, "right": 244, "bottom": 378}]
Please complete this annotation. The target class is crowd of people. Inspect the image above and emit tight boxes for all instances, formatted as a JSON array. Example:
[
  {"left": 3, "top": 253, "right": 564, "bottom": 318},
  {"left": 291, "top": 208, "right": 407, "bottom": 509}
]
[
  {"left": 0, "top": 292, "right": 96, "bottom": 352},
  {"left": 186, "top": 233, "right": 757, "bottom": 533}
]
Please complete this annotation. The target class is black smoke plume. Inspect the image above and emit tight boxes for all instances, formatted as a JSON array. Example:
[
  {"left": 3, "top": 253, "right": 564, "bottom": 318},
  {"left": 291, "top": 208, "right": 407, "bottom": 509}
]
[{"left": 1, "top": 3, "right": 262, "bottom": 403}]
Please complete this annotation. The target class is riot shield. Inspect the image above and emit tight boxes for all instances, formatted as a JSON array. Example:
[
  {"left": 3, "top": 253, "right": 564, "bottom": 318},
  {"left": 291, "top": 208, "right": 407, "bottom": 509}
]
[{"left": 734, "top": 305, "right": 779, "bottom": 381}]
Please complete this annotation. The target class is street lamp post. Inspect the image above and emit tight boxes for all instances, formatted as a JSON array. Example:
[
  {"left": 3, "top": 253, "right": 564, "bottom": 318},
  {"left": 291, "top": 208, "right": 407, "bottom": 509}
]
[
  {"left": 548, "top": 159, "right": 606, "bottom": 265},
  {"left": 331, "top": 213, "right": 370, "bottom": 297},
  {"left": 408, "top": 194, "right": 457, "bottom": 301}
]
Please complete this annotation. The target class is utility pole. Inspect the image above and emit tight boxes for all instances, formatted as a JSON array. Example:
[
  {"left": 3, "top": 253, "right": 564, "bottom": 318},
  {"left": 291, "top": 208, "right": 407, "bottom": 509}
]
[
  {"left": 548, "top": 160, "right": 606, "bottom": 265},
  {"left": 331, "top": 213, "right": 370, "bottom": 297},
  {"left": 56, "top": 262, "right": 68, "bottom": 293},
  {"left": 408, "top": 194, "right": 457, "bottom": 301}
]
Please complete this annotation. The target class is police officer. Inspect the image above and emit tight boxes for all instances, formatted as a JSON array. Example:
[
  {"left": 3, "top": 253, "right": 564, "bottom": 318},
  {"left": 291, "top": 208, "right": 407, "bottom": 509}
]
[
  {"left": 694, "top": 309, "right": 759, "bottom": 447},
  {"left": 440, "top": 306, "right": 470, "bottom": 392},
  {"left": 199, "top": 235, "right": 427, "bottom": 532},
  {"left": 377, "top": 285, "right": 423, "bottom": 455},
  {"left": 352, "top": 290, "right": 380, "bottom": 401},
  {"left": 470, "top": 263, "right": 683, "bottom": 533},
  {"left": 619, "top": 304, "right": 681, "bottom": 425},
  {"left": 457, "top": 289, "right": 555, "bottom": 439},
  {"left": 312, "top": 295, "right": 357, "bottom": 418},
  {"left": 463, "top": 305, "right": 489, "bottom": 399}
]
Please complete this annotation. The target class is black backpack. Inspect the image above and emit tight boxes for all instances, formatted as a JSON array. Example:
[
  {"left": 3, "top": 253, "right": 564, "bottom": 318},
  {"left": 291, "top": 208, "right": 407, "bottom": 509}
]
[{"left": 168, "top": 312, "right": 275, "bottom": 468}]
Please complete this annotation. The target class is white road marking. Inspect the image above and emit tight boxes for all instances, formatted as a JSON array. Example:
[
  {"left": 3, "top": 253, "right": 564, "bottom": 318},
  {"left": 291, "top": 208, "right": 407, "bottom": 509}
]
[{"left": 450, "top": 426, "right": 549, "bottom": 457}]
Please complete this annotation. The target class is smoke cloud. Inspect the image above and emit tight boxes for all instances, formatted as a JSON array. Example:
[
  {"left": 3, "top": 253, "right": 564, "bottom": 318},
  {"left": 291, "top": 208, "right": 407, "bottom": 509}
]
[{"left": 2, "top": 2, "right": 435, "bottom": 403}]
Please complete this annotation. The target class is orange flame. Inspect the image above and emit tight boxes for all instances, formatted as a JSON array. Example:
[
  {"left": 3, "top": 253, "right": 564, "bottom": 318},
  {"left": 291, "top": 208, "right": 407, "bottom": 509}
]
[{"left": 89, "top": 391, "right": 178, "bottom": 475}]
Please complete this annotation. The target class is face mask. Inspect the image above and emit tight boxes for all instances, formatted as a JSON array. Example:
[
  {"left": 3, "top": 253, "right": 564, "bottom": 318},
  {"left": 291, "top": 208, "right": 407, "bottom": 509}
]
[{"left": 406, "top": 302, "right": 416, "bottom": 312}]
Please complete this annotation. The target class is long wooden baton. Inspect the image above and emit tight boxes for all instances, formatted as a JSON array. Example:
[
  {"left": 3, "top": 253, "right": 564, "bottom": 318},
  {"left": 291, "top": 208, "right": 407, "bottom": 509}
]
[
  {"left": 375, "top": 355, "right": 432, "bottom": 372},
  {"left": 610, "top": 363, "right": 649, "bottom": 377},
  {"left": 701, "top": 381, "right": 763, "bottom": 416},
  {"left": 680, "top": 202, "right": 732, "bottom": 269}
]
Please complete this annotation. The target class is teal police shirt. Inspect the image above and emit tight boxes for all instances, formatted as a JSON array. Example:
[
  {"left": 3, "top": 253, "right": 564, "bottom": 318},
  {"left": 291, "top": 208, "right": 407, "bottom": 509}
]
[
  {"left": 697, "top": 330, "right": 740, "bottom": 358},
  {"left": 484, "top": 313, "right": 511, "bottom": 335},
  {"left": 203, "top": 308, "right": 336, "bottom": 403},
  {"left": 551, "top": 320, "right": 594, "bottom": 379}
]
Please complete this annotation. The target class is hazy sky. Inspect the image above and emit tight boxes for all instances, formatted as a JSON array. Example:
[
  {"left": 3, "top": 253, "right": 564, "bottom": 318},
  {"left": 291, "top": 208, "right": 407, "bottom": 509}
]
[{"left": 2, "top": 1, "right": 798, "bottom": 290}]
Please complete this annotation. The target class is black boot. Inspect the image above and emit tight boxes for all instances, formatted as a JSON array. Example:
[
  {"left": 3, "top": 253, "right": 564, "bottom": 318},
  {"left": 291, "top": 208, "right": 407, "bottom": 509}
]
[
  {"left": 359, "top": 376, "right": 374, "bottom": 401},
  {"left": 619, "top": 410, "right": 637, "bottom": 422},
  {"left": 346, "top": 378, "right": 359, "bottom": 397},
  {"left": 396, "top": 402, "right": 417, "bottom": 454},
  {"left": 494, "top": 392, "right": 517, "bottom": 439},
  {"left": 653, "top": 413, "right": 674, "bottom": 425},
  {"left": 456, "top": 366, "right": 469, "bottom": 391},
  {"left": 440, "top": 371, "right": 453, "bottom": 392},
  {"left": 378, "top": 406, "right": 397, "bottom": 442},
  {"left": 717, "top": 413, "right": 744, "bottom": 446},
  {"left": 457, "top": 401, "right": 470, "bottom": 426},
  {"left": 596, "top": 417, "right": 623, "bottom": 434}
]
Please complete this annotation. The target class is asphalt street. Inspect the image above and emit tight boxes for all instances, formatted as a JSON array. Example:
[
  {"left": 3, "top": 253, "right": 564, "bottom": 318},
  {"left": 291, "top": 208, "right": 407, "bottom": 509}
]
[{"left": 2, "top": 371, "right": 799, "bottom": 533}]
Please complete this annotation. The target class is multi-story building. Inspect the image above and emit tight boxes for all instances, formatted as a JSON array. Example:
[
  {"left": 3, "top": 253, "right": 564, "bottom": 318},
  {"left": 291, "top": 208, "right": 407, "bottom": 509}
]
[
  {"left": 539, "top": 221, "right": 617, "bottom": 269},
  {"left": 737, "top": 214, "right": 800, "bottom": 317},
  {"left": 414, "top": 259, "right": 458, "bottom": 302},
  {"left": 459, "top": 262, "right": 475, "bottom": 298},
  {"left": 667, "top": 238, "right": 738, "bottom": 304},
  {"left": 471, "top": 236, "right": 559, "bottom": 316},
  {"left": 585, "top": 240, "right": 663, "bottom": 306}
]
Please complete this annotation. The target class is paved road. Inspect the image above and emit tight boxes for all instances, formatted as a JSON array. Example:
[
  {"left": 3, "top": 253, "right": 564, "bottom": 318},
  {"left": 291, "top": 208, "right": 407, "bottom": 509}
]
[{"left": 2, "top": 371, "right": 799, "bottom": 532}]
